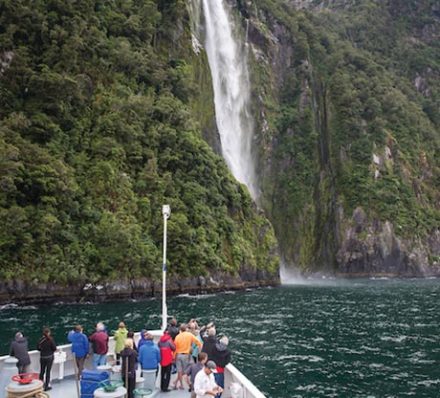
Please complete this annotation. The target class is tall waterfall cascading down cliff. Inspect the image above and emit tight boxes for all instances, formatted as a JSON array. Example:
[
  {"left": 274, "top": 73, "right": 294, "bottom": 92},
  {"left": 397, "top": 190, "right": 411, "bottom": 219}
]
[{"left": 200, "top": 0, "right": 258, "bottom": 199}]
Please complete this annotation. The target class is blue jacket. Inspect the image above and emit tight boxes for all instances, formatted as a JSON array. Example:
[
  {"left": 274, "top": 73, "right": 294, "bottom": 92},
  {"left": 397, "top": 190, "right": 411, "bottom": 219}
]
[
  {"left": 137, "top": 329, "right": 148, "bottom": 351},
  {"left": 68, "top": 330, "right": 89, "bottom": 358},
  {"left": 138, "top": 340, "right": 160, "bottom": 370}
]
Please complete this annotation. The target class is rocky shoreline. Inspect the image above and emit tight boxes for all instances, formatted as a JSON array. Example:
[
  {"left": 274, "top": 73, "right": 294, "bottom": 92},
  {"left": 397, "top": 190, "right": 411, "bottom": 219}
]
[
  {"left": 2, "top": 267, "right": 440, "bottom": 306},
  {"left": 0, "top": 268, "right": 280, "bottom": 305}
]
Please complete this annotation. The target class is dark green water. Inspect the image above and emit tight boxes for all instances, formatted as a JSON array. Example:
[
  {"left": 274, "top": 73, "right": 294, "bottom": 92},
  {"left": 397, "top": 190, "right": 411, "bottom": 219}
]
[{"left": 1, "top": 279, "right": 439, "bottom": 397}]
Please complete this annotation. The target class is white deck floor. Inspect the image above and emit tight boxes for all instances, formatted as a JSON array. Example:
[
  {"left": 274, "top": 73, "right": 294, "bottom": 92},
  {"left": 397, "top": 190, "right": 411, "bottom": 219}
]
[{"left": 49, "top": 375, "right": 190, "bottom": 398}]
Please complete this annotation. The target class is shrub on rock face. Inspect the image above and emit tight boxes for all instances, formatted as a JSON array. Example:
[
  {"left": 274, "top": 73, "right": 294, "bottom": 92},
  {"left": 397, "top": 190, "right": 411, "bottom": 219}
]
[
  {"left": 0, "top": 0, "right": 279, "bottom": 287},
  {"left": 248, "top": 0, "right": 440, "bottom": 273}
]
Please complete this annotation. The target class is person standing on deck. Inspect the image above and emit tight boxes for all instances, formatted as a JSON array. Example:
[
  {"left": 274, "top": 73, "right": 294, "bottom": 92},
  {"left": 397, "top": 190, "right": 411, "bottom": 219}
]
[
  {"left": 158, "top": 330, "right": 175, "bottom": 392},
  {"left": 121, "top": 339, "right": 137, "bottom": 398},
  {"left": 167, "top": 318, "right": 179, "bottom": 340},
  {"left": 10, "top": 332, "right": 31, "bottom": 375},
  {"left": 189, "top": 320, "right": 203, "bottom": 364},
  {"left": 113, "top": 322, "right": 128, "bottom": 364},
  {"left": 201, "top": 325, "right": 217, "bottom": 361},
  {"left": 89, "top": 322, "right": 109, "bottom": 369},
  {"left": 137, "top": 329, "right": 148, "bottom": 351},
  {"left": 210, "top": 336, "right": 231, "bottom": 397},
  {"left": 186, "top": 352, "right": 208, "bottom": 398},
  {"left": 68, "top": 324, "right": 89, "bottom": 378},
  {"left": 138, "top": 332, "right": 160, "bottom": 377},
  {"left": 37, "top": 327, "right": 57, "bottom": 391},
  {"left": 127, "top": 330, "right": 137, "bottom": 352},
  {"left": 174, "top": 323, "right": 202, "bottom": 390},
  {"left": 167, "top": 317, "right": 179, "bottom": 376}
]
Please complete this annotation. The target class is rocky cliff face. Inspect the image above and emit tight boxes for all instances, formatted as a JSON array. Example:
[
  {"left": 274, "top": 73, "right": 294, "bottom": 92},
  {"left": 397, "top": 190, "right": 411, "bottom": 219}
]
[
  {"left": 338, "top": 208, "right": 440, "bottom": 277},
  {"left": 229, "top": 0, "right": 440, "bottom": 276},
  {"left": 0, "top": 267, "right": 278, "bottom": 304}
]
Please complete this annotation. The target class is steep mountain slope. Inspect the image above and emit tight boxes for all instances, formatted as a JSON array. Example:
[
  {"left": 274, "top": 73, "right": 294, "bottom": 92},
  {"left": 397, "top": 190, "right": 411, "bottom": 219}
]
[
  {"left": 241, "top": 0, "right": 440, "bottom": 275},
  {"left": 0, "top": 0, "right": 279, "bottom": 302}
]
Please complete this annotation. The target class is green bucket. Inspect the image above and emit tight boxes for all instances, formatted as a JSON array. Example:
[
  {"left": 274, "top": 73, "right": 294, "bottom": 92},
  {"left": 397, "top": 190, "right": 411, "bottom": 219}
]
[
  {"left": 134, "top": 388, "right": 153, "bottom": 397},
  {"left": 99, "top": 381, "right": 124, "bottom": 393}
]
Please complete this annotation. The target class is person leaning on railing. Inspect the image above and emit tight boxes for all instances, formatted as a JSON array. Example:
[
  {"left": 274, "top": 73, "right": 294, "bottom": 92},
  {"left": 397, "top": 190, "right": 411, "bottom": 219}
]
[{"left": 9, "top": 331, "right": 31, "bottom": 375}]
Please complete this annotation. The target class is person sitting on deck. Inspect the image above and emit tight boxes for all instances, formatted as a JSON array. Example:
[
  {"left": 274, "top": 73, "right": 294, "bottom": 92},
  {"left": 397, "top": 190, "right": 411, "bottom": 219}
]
[
  {"left": 174, "top": 323, "right": 202, "bottom": 390},
  {"left": 138, "top": 332, "right": 160, "bottom": 376}
]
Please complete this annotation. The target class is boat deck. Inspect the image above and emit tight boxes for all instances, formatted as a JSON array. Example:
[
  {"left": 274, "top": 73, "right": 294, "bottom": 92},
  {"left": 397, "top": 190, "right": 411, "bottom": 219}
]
[
  {"left": 1, "top": 332, "right": 265, "bottom": 397},
  {"left": 49, "top": 376, "right": 190, "bottom": 398}
]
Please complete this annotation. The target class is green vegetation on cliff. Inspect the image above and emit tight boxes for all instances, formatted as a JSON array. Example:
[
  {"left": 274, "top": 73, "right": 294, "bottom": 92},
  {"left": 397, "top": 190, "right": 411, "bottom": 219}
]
[
  {"left": 0, "top": 0, "right": 278, "bottom": 285},
  {"left": 248, "top": 0, "right": 439, "bottom": 271}
]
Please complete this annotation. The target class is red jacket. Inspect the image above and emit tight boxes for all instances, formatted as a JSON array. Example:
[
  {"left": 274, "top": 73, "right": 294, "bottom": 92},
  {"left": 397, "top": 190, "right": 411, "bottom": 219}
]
[
  {"left": 158, "top": 333, "right": 175, "bottom": 366},
  {"left": 89, "top": 331, "right": 109, "bottom": 355}
]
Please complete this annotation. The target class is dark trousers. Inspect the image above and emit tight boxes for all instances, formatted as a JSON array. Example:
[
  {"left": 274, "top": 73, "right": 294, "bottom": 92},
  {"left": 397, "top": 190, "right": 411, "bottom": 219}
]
[
  {"left": 215, "top": 372, "right": 225, "bottom": 398},
  {"left": 75, "top": 356, "right": 86, "bottom": 378},
  {"left": 17, "top": 363, "right": 29, "bottom": 375},
  {"left": 161, "top": 364, "right": 172, "bottom": 391},
  {"left": 123, "top": 376, "right": 136, "bottom": 398},
  {"left": 39, "top": 356, "right": 54, "bottom": 388}
]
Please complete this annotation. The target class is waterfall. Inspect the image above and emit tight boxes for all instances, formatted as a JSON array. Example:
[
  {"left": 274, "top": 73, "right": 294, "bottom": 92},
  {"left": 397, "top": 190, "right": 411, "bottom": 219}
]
[{"left": 200, "top": 0, "right": 258, "bottom": 199}]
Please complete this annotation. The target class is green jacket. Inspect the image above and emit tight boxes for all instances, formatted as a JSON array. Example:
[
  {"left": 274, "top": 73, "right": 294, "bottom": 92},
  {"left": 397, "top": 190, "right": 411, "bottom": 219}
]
[{"left": 114, "top": 328, "right": 128, "bottom": 354}]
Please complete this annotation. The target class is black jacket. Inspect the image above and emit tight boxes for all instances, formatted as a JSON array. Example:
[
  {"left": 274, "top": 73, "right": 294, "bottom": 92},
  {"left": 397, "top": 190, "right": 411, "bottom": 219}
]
[
  {"left": 211, "top": 342, "right": 231, "bottom": 368},
  {"left": 201, "top": 335, "right": 217, "bottom": 361},
  {"left": 37, "top": 336, "right": 57, "bottom": 359},
  {"left": 10, "top": 337, "right": 31, "bottom": 366},
  {"left": 121, "top": 347, "right": 137, "bottom": 379}
]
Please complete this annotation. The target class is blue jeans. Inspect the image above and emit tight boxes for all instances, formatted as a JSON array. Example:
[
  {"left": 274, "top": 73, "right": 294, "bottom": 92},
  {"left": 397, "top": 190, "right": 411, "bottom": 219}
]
[
  {"left": 93, "top": 353, "right": 107, "bottom": 369},
  {"left": 214, "top": 372, "right": 224, "bottom": 398}
]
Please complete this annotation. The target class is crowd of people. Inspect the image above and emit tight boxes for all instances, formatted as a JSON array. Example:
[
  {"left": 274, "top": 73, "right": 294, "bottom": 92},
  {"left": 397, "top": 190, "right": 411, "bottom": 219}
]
[{"left": 9, "top": 317, "right": 231, "bottom": 398}]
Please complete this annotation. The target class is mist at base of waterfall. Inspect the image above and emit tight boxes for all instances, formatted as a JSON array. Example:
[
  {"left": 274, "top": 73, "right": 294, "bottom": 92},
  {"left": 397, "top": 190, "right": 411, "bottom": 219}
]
[{"left": 280, "top": 265, "right": 346, "bottom": 286}]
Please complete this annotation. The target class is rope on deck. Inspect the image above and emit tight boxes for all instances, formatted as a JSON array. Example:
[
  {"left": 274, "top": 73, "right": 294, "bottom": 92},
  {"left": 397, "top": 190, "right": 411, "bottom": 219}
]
[{"left": 6, "top": 384, "right": 49, "bottom": 398}]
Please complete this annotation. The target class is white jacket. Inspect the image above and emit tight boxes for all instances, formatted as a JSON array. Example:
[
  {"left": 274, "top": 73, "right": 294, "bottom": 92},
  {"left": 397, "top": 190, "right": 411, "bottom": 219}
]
[{"left": 194, "top": 369, "right": 218, "bottom": 398}]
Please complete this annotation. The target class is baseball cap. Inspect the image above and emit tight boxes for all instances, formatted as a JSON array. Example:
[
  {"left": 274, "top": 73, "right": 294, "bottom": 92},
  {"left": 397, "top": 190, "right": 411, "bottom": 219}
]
[{"left": 206, "top": 360, "right": 217, "bottom": 373}]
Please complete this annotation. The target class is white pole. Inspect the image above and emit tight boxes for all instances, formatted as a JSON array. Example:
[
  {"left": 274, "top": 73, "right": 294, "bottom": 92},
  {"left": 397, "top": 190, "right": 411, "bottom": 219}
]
[{"left": 162, "top": 205, "right": 170, "bottom": 331}]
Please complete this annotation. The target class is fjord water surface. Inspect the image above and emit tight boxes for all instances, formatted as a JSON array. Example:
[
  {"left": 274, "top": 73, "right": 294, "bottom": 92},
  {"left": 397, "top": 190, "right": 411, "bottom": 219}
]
[{"left": 1, "top": 279, "right": 439, "bottom": 397}]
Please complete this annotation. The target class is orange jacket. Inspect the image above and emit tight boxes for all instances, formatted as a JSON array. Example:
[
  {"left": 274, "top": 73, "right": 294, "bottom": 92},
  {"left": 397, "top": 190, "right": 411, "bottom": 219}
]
[{"left": 174, "top": 331, "right": 202, "bottom": 355}]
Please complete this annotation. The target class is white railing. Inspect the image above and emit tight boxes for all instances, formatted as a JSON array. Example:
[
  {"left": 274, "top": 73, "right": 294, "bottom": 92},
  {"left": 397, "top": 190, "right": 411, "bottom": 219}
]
[
  {"left": 0, "top": 332, "right": 146, "bottom": 379},
  {"left": 224, "top": 363, "right": 266, "bottom": 398}
]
